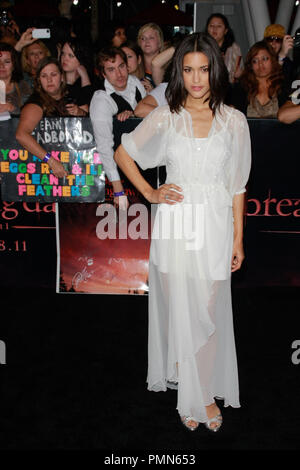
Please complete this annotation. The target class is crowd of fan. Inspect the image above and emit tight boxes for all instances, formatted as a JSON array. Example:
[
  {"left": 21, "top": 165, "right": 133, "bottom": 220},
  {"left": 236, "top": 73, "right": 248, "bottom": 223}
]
[
  {"left": 0, "top": 8, "right": 299, "bottom": 121},
  {"left": 1, "top": 8, "right": 300, "bottom": 202}
]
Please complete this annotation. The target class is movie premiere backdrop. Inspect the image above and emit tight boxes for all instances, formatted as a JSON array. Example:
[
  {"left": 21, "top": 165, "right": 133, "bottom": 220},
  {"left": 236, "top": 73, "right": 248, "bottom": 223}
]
[{"left": 0, "top": 117, "right": 299, "bottom": 293}]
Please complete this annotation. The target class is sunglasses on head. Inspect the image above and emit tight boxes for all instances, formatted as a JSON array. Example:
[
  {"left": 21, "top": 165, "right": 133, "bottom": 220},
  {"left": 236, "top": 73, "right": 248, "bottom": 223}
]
[{"left": 266, "top": 36, "right": 283, "bottom": 43}]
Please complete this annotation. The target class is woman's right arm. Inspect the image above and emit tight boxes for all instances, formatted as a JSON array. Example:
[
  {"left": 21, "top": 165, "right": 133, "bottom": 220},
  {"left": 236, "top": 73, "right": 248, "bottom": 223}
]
[
  {"left": 14, "top": 28, "right": 36, "bottom": 52},
  {"left": 277, "top": 100, "right": 300, "bottom": 124},
  {"left": 16, "top": 103, "right": 67, "bottom": 178},
  {"left": 134, "top": 95, "right": 158, "bottom": 118},
  {"left": 65, "top": 65, "right": 91, "bottom": 116},
  {"left": 0, "top": 102, "right": 15, "bottom": 113},
  {"left": 151, "top": 46, "right": 175, "bottom": 86},
  {"left": 114, "top": 144, "right": 183, "bottom": 204},
  {"left": 77, "top": 64, "right": 91, "bottom": 87}
]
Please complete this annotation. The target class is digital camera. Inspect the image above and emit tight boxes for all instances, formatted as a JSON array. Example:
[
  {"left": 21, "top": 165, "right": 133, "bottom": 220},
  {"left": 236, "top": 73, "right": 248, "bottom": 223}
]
[
  {"left": 0, "top": 10, "right": 10, "bottom": 26},
  {"left": 293, "top": 28, "right": 300, "bottom": 49}
]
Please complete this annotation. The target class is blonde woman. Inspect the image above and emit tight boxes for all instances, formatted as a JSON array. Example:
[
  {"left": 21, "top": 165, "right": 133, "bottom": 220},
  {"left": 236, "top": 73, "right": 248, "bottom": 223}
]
[
  {"left": 137, "top": 22, "right": 164, "bottom": 91},
  {"left": 21, "top": 40, "right": 51, "bottom": 89}
]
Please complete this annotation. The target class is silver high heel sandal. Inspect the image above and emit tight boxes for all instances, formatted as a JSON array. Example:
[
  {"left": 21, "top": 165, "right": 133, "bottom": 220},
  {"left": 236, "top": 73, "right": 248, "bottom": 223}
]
[
  {"left": 205, "top": 413, "right": 223, "bottom": 432},
  {"left": 180, "top": 416, "right": 199, "bottom": 431}
]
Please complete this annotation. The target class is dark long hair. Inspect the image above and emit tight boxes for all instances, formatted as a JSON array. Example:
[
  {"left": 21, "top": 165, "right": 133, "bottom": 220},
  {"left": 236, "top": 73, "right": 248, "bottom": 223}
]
[
  {"left": 98, "top": 21, "right": 126, "bottom": 47},
  {"left": 0, "top": 42, "right": 22, "bottom": 82},
  {"left": 205, "top": 13, "right": 235, "bottom": 55},
  {"left": 240, "top": 41, "right": 284, "bottom": 103},
  {"left": 120, "top": 39, "right": 144, "bottom": 79},
  {"left": 34, "top": 57, "right": 67, "bottom": 116},
  {"left": 166, "top": 32, "right": 229, "bottom": 114},
  {"left": 61, "top": 37, "right": 93, "bottom": 79}
]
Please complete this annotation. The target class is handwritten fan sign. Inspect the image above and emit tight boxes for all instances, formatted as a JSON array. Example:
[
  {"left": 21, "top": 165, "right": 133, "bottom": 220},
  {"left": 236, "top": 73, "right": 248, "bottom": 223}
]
[{"left": 0, "top": 117, "right": 105, "bottom": 202}]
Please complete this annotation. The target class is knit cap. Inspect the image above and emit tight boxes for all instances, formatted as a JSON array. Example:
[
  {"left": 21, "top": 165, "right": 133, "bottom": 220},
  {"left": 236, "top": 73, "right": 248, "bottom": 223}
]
[{"left": 264, "top": 24, "right": 286, "bottom": 38}]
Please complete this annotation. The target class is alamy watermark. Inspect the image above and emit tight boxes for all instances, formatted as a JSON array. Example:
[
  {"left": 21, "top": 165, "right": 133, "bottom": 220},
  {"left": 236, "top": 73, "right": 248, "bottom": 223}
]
[
  {"left": 0, "top": 339, "right": 6, "bottom": 364},
  {"left": 291, "top": 80, "right": 300, "bottom": 105},
  {"left": 95, "top": 202, "right": 204, "bottom": 251},
  {"left": 291, "top": 340, "right": 300, "bottom": 365}
]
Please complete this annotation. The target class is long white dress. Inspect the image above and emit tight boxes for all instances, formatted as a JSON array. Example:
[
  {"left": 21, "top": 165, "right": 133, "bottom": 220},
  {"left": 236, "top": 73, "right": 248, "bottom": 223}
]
[{"left": 121, "top": 104, "right": 251, "bottom": 423}]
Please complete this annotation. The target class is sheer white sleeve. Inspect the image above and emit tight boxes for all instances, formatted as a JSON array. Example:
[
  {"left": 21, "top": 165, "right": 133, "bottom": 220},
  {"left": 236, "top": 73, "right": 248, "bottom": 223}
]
[
  {"left": 121, "top": 106, "right": 169, "bottom": 170},
  {"left": 227, "top": 110, "right": 252, "bottom": 196}
]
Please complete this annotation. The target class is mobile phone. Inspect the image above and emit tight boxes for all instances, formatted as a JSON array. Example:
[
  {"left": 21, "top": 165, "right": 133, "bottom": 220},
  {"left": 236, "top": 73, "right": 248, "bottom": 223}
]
[
  {"left": 32, "top": 28, "right": 51, "bottom": 39},
  {"left": 64, "top": 95, "right": 75, "bottom": 105}
]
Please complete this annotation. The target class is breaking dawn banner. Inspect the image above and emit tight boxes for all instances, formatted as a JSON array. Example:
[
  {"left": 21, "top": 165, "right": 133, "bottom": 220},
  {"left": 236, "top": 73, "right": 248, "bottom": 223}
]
[
  {"left": 0, "top": 117, "right": 105, "bottom": 202},
  {"left": 57, "top": 118, "right": 300, "bottom": 294},
  {"left": 238, "top": 118, "right": 300, "bottom": 287},
  {"left": 0, "top": 117, "right": 299, "bottom": 291},
  {"left": 0, "top": 200, "right": 56, "bottom": 288}
]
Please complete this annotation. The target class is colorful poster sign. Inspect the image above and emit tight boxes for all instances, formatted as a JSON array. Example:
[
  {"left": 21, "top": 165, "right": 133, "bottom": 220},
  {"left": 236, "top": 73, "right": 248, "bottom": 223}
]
[{"left": 0, "top": 118, "right": 105, "bottom": 202}]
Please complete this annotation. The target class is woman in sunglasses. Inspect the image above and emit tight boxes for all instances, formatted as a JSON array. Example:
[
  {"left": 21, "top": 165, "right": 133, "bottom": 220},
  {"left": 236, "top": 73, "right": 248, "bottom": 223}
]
[{"left": 263, "top": 24, "right": 294, "bottom": 83}]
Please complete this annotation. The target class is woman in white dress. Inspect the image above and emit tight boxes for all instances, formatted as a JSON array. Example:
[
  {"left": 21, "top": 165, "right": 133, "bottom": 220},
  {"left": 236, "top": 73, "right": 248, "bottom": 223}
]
[{"left": 114, "top": 33, "right": 251, "bottom": 432}]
